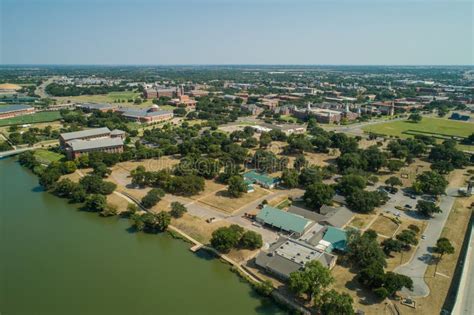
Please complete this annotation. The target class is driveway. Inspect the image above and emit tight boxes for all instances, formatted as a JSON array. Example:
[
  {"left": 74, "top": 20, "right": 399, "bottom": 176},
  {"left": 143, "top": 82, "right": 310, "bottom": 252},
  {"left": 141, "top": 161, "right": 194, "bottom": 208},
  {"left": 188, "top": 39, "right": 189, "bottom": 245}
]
[{"left": 394, "top": 187, "right": 458, "bottom": 297}]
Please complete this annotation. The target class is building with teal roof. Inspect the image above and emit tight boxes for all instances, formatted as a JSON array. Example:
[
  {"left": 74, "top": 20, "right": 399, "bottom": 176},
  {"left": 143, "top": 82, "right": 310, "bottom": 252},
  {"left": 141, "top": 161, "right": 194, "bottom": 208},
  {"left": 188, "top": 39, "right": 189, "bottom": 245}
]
[
  {"left": 243, "top": 170, "right": 280, "bottom": 189},
  {"left": 256, "top": 205, "right": 312, "bottom": 237},
  {"left": 244, "top": 179, "right": 255, "bottom": 193},
  {"left": 322, "top": 226, "right": 348, "bottom": 252}
]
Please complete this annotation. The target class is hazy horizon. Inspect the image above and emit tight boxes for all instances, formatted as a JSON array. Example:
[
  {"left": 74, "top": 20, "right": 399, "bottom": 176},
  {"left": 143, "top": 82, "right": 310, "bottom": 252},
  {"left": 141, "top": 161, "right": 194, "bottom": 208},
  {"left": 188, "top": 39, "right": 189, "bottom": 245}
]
[{"left": 1, "top": 0, "right": 473, "bottom": 66}]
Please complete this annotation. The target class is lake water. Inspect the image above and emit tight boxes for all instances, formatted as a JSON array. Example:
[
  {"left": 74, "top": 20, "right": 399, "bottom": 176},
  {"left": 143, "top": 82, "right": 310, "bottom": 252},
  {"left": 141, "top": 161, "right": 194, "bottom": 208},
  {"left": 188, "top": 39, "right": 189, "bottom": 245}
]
[{"left": 0, "top": 158, "right": 285, "bottom": 314}]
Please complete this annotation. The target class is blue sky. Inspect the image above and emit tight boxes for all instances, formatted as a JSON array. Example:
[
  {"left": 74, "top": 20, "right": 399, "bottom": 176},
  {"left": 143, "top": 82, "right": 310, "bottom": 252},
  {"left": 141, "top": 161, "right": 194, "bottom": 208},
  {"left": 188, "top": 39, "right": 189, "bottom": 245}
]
[{"left": 1, "top": 0, "right": 473, "bottom": 65}]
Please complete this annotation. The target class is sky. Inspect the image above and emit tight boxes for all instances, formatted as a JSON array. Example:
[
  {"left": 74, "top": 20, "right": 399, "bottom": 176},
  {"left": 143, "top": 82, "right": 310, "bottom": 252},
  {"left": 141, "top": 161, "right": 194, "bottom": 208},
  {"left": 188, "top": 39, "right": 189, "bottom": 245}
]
[{"left": 1, "top": 0, "right": 473, "bottom": 65}]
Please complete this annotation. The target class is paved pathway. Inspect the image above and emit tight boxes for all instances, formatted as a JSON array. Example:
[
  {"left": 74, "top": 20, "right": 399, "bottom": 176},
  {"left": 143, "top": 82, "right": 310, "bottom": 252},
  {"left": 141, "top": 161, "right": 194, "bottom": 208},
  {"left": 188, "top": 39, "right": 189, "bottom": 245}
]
[{"left": 394, "top": 187, "right": 458, "bottom": 297}]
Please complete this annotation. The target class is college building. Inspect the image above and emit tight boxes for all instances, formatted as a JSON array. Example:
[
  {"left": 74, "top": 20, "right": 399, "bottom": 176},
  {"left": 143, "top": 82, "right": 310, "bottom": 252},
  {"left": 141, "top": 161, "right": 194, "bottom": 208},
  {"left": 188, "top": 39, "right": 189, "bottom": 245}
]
[
  {"left": 117, "top": 105, "right": 174, "bottom": 123},
  {"left": 60, "top": 127, "right": 125, "bottom": 160}
]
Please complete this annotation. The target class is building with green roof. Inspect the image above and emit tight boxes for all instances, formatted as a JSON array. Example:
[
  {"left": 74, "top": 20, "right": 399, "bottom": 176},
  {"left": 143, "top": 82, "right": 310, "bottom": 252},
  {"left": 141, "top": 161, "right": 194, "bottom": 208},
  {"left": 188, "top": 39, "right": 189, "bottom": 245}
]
[
  {"left": 244, "top": 179, "right": 255, "bottom": 193},
  {"left": 256, "top": 205, "right": 312, "bottom": 237},
  {"left": 322, "top": 226, "right": 348, "bottom": 252},
  {"left": 243, "top": 170, "right": 280, "bottom": 189}
]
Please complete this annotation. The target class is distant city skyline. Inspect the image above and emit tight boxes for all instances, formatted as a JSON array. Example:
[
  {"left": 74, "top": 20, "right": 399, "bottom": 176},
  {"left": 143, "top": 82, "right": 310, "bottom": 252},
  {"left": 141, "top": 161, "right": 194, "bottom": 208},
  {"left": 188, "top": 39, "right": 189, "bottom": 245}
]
[{"left": 1, "top": 0, "right": 473, "bottom": 65}]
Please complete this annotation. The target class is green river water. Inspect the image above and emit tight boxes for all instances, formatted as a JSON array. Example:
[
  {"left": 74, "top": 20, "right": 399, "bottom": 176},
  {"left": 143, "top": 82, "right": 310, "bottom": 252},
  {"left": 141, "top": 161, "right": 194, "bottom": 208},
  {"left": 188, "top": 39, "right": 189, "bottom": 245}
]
[{"left": 0, "top": 158, "right": 285, "bottom": 315}]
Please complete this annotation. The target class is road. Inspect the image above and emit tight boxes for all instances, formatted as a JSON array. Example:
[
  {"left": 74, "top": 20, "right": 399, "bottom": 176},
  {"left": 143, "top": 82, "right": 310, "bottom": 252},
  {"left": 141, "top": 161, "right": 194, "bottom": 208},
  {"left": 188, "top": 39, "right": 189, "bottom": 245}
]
[
  {"left": 394, "top": 187, "right": 458, "bottom": 297},
  {"left": 34, "top": 76, "right": 57, "bottom": 98},
  {"left": 453, "top": 218, "right": 474, "bottom": 315}
]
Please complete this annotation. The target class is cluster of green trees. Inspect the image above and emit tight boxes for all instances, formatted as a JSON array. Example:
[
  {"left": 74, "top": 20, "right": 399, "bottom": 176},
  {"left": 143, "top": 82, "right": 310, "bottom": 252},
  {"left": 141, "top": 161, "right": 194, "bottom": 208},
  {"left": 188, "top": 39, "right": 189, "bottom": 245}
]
[
  {"left": 141, "top": 188, "right": 165, "bottom": 209},
  {"left": 0, "top": 141, "right": 13, "bottom": 152},
  {"left": 130, "top": 166, "right": 205, "bottom": 197},
  {"left": 412, "top": 171, "right": 448, "bottom": 196},
  {"left": 289, "top": 261, "right": 354, "bottom": 313},
  {"left": 130, "top": 211, "right": 171, "bottom": 233},
  {"left": 428, "top": 140, "right": 469, "bottom": 174},
  {"left": 210, "top": 225, "right": 263, "bottom": 253},
  {"left": 8, "top": 125, "right": 59, "bottom": 146},
  {"left": 45, "top": 82, "right": 129, "bottom": 96},
  {"left": 191, "top": 95, "right": 250, "bottom": 125},
  {"left": 347, "top": 230, "right": 413, "bottom": 299},
  {"left": 18, "top": 151, "right": 118, "bottom": 215},
  {"left": 60, "top": 109, "right": 136, "bottom": 134}
]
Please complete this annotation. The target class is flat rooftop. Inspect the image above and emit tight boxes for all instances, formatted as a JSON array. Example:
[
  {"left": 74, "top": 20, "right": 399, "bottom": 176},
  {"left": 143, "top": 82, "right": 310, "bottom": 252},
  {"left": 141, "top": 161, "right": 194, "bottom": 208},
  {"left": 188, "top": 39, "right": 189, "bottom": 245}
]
[
  {"left": 68, "top": 137, "right": 123, "bottom": 151},
  {"left": 0, "top": 104, "right": 34, "bottom": 113},
  {"left": 61, "top": 127, "right": 111, "bottom": 141}
]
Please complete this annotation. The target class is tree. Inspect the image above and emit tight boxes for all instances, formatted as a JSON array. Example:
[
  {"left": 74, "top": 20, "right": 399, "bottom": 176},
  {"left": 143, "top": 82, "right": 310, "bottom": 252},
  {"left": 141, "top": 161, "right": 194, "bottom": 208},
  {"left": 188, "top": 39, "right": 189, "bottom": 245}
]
[
  {"left": 52, "top": 178, "right": 78, "bottom": 198},
  {"left": 413, "top": 171, "right": 448, "bottom": 196},
  {"left": 387, "top": 159, "right": 405, "bottom": 172},
  {"left": 84, "top": 194, "right": 107, "bottom": 212},
  {"left": 299, "top": 166, "right": 324, "bottom": 186},
  {"left": 227, "top": 175, "right": 247, "bottom": 198},
  {"left": 62, "top": 161, "right": 77, "bottom": 174},
  {"left": 70, "top": 186, "right": 87, "bottom": 203},
  {"left": 347, "top": 229, "right": 387, "bottom": 268},
  {"left": 170, "top": 201, "right": 187, "bottom": 218},
  {"left": 289, "top": 260, "right": 334, "bottom": 304},
  {"left": 346, "top": 190, "right": 387, "bottom": 213},
  {"left": 126, "top": 203, "right": 139, "bottom": 216},
  {"left": 433, "top": 237, "right": 455, "bottom": 276},
  {"left": 170, "top": 175, "right": 205, "bottom": 196},
  {"left": 320, "top": 289, "right": 355, "bottom": 315},
  {"left": 303, "top": 183, "right": 335, "bottom": 210},
  {"left": 154, "top": 211, "right": 171, "bottom": 231},
  {"left": 396, "top": 229, "right": 418, "bottom": 249},
  {"left": 131, "top": 165, "right": 147, "bottom": 187},
  {"left": 336, "top": 174, "right": 366, "bottom": 196},
  {"left": 381, "top": 238, "right": 403, "bottom": 256},
  {"left": 293, "top": 154, "right": 307, "bottom": 171},
  {"left": 416, "top": 200, "right": 442, "bottom": 217},
  {"left": 210, "top": 225, "right": 244, "bottom": 253},
  {"left": 100, "top": 204, "right": 118, "bottom": 217},
  {"left": 362, "top": 145, "right": 387, "bottom": 172},
  {"left": 141, "top": 188, "right": 165, "bottom": 209},
  {"left": 281, "top": 168, "right": 299, "bottom": 188},
  {"left": 382, "top": 272, "right": 413, "bottom": 297},
  {"left": 130, "top": 213, "right": 145, "bottom": 231},
  {"left": 254, "top": 280, "right": 274, "bottom": 297},
  {"left": 239, "top": 231, "right": 263, "bottom": 250},
  {"left": 408, "top": 113, "right": 422, "bottom": 123},
  {"left": 79, "top": 175, "right": 116, "bottom": 195},
  {"left": 385, "top": 176, "right": 402, "bottom": 188},
  {"left": 92, "top": 162, "right": 111, "bottom": 178}
]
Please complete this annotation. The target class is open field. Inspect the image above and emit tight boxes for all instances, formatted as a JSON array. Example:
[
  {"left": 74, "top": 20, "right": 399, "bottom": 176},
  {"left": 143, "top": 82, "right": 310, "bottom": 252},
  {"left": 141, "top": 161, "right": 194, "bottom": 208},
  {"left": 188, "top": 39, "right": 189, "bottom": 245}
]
[
  {"left": 198, "top": 186, "right": 269, "bottom": 213},
  {"left": 363, "top": 117, "right": 474, "bottom": 139},
  {"left": 347, "top": 213, "right": 377, "bottom": 230},
  {"left": 369, "top": 214, "right": 399, "bottom": 237},
  {"left": 55, "top": 92, "right": 175, "bottom": 111},
  {"left": 0, "top": 111, "right": 62, "bottom": 126},
  {"left": 34, "top": 149, "right": 64, "bottom": 164},
  {"left": 362, "top": 117, "right": 474, "bottom": 150}
]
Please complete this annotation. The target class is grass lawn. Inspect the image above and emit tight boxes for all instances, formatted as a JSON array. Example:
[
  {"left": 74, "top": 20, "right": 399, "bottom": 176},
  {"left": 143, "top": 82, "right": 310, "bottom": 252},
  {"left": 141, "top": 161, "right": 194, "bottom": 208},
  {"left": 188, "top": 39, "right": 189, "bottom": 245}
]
[
  {"left": 198, "top": 186, "right": 269, "bottom": 213},
  {"left": 55, "top": 91, "right": 155, "bottom": 108},
  {"left": 347, "top": 213, "right": 376, "bottom": 230},
  {"left": 34, "top": 149, "right": 64, "bottom": 164},
  {"left": 0, "top": 111, "right": 62, "bottom": 126},
  {"left": 279, "top": 115, "right": 298, "bottom": 123},
  {"left": 369, "top": 214, "right": 399, "bottom": 237},
  {"left": 362, "top": 117, "right": 474, "bottom": 150},
  {"left": 276, "top": 198, "right": 291, "bottom": 209}
]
